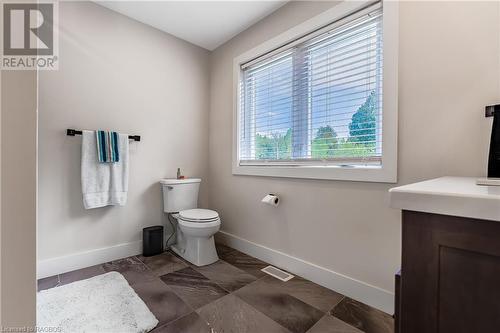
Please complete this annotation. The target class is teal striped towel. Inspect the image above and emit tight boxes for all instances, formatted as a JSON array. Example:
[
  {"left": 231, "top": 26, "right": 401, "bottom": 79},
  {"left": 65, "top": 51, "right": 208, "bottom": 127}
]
[{"left": 96, "top": 130, "right": 120, "bottom": 163}]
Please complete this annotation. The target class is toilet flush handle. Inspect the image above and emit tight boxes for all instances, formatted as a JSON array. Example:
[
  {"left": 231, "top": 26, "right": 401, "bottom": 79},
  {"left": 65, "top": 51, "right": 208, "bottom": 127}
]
[{"left": 167, "top": 186, "right": 174, "bottom": 190}]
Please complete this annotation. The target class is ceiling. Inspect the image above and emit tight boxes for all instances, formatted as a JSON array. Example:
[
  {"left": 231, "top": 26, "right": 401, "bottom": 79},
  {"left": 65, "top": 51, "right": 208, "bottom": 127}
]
[{"left": 96, "top": 1, "right": 287, "bottom": 51}]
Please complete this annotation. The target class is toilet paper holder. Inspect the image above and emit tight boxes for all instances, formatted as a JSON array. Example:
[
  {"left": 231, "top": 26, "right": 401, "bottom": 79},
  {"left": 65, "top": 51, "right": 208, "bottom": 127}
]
[{"left": 261, "top": 193, "right": 280, "bottom": 207}]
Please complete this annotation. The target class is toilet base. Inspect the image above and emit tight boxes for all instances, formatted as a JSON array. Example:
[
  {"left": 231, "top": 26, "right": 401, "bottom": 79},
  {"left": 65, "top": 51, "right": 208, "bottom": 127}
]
[{"left": 171, "top": 234, "right": 219, "bottom": 267}]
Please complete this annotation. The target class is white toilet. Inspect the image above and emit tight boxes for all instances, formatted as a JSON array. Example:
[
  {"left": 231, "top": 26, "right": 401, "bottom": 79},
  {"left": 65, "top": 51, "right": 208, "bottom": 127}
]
[{"left": 160, "top": 178, "right": 220, "bottom": 266}]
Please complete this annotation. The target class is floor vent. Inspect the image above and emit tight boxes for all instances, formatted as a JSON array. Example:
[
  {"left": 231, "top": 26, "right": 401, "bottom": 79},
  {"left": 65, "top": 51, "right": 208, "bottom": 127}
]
[{"left": 261, "top": 266, "right": 294, "bottom": 282}]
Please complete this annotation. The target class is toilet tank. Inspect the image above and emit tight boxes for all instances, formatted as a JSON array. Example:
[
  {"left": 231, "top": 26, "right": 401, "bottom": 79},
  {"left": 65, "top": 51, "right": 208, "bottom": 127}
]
[{"left": 160, "top": 178, "right": 201, "bottom": 213}]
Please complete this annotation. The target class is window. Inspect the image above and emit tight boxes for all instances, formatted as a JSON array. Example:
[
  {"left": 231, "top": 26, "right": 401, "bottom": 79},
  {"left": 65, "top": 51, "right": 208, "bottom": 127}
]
[{"left": 233, "top": 1, "right": 398, "bottom": 182}]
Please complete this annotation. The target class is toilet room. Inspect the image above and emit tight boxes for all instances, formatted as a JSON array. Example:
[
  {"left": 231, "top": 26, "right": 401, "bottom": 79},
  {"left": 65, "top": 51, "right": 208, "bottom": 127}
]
[{"left": 1, "top": 1, "right": 500, "bottom": 332}]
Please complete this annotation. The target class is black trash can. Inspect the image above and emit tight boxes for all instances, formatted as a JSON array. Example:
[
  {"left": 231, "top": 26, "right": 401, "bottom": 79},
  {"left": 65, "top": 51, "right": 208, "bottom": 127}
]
[{"left": 143, "top": 226, "right": 164, "bottom": 257}]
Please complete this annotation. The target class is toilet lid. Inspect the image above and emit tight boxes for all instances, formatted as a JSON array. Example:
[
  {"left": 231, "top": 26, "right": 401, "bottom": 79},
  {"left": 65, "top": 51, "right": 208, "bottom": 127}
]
[{"left": 179, "top": 209, "right": 219, "bottom": 222}]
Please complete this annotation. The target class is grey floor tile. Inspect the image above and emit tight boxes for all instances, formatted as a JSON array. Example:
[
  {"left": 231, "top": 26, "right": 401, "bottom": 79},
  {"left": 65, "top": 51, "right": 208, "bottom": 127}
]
[
  {"left": 219, "top": 249, "right": 269, "bottom": 278},
  {"left": 160, "top": 267, "right": 228, "bottom": 309},
  {"left": 138, "top": 251, "right": 188, "bottom": 276},
  {"left": 331, "top": 297, "right": 394, "bottom": 333},
  {"left": 234, "top": 278, "right": 324, "bottom": 333},
  {"left": 102, "top": 256, "right": 156, "bottom": 285},
  {"left": 59, "top": 265, "right": 106, "bottom": 285},
  {"left": 152, "top": 312, "right": 212, "bottom": 333},
  {"left": 215, "top": 243, "right": 236, "bottom": 256},
  {"left": 193, "top": 260, "right": 257, "bottom": 292},
  {"left": 132, "top": 278, "right": 192, "bottom": 326},
  {"left": 37, "top": 275, "right": 59, "bottom": 291},
  {"left": 168, "top": 249, "right": 192, "bottom": 265},
  {"left": 306, "top": 315, "right": 363, "bottom": 333},
  {"left": 197, "top": 294, "right": 291, "bottom": 333},
  {"left": 36, "top": 246, "right": 380, "bottom": 333},
  {"left": 258, "top": 275, "right": 345, "bottom": 312}
]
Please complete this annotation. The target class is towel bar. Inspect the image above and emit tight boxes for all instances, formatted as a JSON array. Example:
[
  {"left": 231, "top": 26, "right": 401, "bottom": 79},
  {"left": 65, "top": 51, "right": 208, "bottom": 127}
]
[{"left": 67, "top": 128, "right": 140, "bottom": 141}]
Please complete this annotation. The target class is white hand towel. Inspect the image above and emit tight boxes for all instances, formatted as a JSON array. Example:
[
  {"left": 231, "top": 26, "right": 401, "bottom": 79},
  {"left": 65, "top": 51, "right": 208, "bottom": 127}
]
[{"left": 81, "top": 130, "right": 129, "bottom": 209}]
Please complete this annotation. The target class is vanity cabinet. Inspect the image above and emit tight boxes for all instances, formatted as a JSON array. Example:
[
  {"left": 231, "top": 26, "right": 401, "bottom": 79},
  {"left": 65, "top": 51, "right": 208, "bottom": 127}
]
[{"left": 390, "top": 177, "right": 500, "bottom": 333}]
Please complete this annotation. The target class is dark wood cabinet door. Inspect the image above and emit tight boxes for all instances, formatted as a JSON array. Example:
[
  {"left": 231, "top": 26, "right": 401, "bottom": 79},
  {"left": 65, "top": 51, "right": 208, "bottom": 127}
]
[
  {"left": 395, "top": 270, "right": 401, "bottom": 333},
  {"left": 401, "top": 211, "right": 500, "bottom": 333}
]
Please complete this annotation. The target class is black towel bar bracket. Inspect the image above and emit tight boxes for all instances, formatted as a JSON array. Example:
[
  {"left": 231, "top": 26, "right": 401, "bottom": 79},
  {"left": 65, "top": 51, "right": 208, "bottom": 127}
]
[{"left": 67, "top": 128, "right": 140, "bottom": 141}]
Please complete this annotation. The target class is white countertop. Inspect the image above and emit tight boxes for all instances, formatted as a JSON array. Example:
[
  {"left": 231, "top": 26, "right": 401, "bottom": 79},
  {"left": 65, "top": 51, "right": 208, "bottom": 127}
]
[{"left": 389, "top": 177, "right": 500, "bottom": 222}]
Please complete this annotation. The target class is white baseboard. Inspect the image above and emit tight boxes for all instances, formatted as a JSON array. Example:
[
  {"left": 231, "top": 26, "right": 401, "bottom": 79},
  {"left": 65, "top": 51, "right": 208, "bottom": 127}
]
[
  {"left": 216, "top": 231, "right": 394, "bottom": 314},
  {"left": 37, "top": 240, "right": 142, "bottom": 279}
]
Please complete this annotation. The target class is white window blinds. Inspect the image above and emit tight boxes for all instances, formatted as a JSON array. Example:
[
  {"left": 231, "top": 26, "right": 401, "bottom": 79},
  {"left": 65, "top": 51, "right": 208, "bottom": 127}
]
[{"left": 238, "top": 2, "right": 383, "bottom": 166}]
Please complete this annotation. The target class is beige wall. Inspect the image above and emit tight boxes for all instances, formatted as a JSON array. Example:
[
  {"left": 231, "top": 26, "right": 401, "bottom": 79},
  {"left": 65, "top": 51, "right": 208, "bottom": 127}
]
[
  {"left": 1, "top": 0, "right": 38, "bottom": 324},
  {"left": 38, "top": 2, "right": 210, "bottom": 263},
  {"left": 1, "top": 69, "right": 37, "bottom": 326},
  {"left": 208, "top": 0, "right": 499, "bottom": 295}
]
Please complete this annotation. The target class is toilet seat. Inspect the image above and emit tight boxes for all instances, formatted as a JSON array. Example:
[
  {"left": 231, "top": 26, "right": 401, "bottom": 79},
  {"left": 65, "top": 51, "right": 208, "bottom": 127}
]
[
  {"left": 179, "top": 208, "right": 219, "bottom": 223},
  {"left": 177, "top": 218, "right": 220, "bottom": 229}
]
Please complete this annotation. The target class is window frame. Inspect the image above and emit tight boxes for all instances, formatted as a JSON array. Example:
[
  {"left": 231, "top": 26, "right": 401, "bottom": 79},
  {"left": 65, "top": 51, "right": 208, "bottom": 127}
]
[{"left": 232, "top": 0, "right": 398, "bottom": 183}]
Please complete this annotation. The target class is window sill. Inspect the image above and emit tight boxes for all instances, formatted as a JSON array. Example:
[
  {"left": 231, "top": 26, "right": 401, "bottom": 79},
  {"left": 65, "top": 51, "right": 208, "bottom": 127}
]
[{"left": 232, "top": 164, "right": 397, "bottom": 183}]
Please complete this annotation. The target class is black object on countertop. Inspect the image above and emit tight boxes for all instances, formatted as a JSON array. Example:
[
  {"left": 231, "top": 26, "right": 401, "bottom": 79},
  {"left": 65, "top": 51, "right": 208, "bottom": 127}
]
[
  {"left": 143, "top": 226, "right": 164, "bottom": 257},
  {"left": 488, "top": 107, "right": 500, "bottom": 178}
]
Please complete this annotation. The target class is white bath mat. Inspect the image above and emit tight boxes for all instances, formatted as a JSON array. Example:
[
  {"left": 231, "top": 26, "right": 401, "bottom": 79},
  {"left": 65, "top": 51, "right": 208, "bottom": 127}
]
[{"left": 37, "top": 271, "right": 158, "bottom": 333}]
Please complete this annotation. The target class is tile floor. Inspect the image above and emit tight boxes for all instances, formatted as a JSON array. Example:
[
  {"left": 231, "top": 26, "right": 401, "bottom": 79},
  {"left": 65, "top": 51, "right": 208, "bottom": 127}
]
[{"left": 38, "top": 243, "right": 394, "bottom": 333}]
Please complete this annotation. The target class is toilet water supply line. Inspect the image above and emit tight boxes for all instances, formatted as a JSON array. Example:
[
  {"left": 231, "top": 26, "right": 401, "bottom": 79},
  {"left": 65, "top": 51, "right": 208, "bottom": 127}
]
[{"left": 166, "top": 213, "right": 177, "bottom": 249}]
